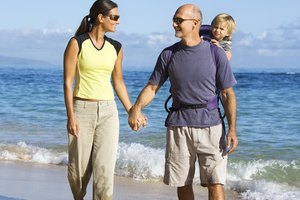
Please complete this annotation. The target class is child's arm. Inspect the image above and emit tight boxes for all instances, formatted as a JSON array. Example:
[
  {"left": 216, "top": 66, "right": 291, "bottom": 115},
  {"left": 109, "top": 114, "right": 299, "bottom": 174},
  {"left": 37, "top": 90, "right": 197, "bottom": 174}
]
[
  {"left": 225, "top": 50, "right": 232, "bottom": 60},
  {"left": 211, "top": 39, "right": 232, "bottom": 60},
  {"left": 211, "top": 39, "right": 221, "bottom": 48}
]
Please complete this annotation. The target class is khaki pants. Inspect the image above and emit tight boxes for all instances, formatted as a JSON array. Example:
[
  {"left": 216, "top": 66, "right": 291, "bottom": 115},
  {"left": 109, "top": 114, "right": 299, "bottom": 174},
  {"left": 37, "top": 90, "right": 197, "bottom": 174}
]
[{"left": 68, "top": 100, "right": 119, "bottom": 200}]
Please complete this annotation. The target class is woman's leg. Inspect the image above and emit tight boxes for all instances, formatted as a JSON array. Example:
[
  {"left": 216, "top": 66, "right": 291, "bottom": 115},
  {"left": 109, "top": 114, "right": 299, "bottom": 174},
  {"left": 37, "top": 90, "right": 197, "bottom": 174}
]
[
  {"left": 92, "top": 101, "right": 119, "bottom": 200},
  {"left": 68, "top": 100, "right": 97, "bottom": 200}
]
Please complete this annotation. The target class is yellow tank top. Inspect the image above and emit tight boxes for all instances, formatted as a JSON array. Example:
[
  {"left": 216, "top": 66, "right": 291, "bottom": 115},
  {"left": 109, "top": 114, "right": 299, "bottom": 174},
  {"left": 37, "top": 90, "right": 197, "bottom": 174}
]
[{"left": 73, "top": 33, "right": 121, "bottom": 100}]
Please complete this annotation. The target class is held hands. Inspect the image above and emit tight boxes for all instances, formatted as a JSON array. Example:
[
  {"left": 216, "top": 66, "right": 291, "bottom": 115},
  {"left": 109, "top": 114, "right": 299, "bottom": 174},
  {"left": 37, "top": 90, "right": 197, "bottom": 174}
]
[{"left": 128, "top": 106, "right": 147, "bottom": 131}]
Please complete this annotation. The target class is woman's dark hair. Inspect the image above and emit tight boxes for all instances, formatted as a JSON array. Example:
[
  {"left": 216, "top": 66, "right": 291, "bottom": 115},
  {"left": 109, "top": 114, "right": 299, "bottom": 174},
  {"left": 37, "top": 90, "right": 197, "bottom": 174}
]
[{"left": 75, "top": 0, "right": 118, "bottom": 36}]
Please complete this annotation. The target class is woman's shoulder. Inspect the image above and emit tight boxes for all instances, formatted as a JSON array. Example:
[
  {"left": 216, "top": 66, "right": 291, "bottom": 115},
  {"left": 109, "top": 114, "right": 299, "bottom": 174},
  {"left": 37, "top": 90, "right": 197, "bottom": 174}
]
[
  {"left": 74, "top": 33, "right": 89, "bottom": 42},
  {"left": 73, "top": 33, "right": 90, "bottom": 49},
  {"left": 105, "top": 36, "right": 122, "bottom": 53}
]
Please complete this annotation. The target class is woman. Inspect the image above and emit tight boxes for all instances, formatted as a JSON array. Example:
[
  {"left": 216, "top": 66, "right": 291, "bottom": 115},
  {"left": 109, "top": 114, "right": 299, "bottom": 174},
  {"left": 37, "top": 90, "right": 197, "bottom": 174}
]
[{"left": 63, "top": 1, "right": 133, "bottom": 199}]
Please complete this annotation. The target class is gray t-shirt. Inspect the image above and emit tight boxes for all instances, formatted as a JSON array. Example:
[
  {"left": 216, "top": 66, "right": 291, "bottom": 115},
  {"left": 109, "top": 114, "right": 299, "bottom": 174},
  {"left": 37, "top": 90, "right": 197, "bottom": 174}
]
[{"left": 149, "top": 40, "right": 236, "bottom": 127}]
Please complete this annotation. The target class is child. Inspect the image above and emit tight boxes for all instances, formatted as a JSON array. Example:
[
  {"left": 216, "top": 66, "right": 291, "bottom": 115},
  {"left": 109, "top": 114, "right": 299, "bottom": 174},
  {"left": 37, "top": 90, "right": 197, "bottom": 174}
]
[{"left": 211, "top": 13, "right": 236, "bottom": 60}]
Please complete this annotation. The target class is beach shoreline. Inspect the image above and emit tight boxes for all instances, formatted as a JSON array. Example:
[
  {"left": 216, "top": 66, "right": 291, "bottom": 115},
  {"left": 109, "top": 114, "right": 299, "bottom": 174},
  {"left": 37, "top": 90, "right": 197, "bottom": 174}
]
[{"left": 0, "top": 160, "right": 241, "bottom": 200}]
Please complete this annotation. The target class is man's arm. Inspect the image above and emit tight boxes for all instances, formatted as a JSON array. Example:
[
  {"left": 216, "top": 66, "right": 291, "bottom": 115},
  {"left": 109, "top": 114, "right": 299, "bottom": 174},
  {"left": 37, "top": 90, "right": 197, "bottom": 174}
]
[
  {"left": 128, "top": 83, "right": 159, "bottom": 131},
  {"left": 221, "top": 87, "right": 238, "bottom": 153}
]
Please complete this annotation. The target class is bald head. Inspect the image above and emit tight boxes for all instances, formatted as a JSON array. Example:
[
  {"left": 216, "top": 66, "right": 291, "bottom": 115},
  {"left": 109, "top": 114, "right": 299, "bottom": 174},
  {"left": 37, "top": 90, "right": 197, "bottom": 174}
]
[{"left": 176, "top": 4, "right": 202, "bottom": 24}]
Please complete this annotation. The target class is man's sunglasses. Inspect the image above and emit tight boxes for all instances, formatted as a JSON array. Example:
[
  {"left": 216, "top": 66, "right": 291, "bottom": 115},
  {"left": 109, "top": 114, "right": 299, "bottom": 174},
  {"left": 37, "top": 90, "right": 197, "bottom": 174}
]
[
  {"left": 173, "top": 17, "right": 200, "bottom": 24},
  {"left": 108, "top": 15, "right": 120, "bottom": 21}
]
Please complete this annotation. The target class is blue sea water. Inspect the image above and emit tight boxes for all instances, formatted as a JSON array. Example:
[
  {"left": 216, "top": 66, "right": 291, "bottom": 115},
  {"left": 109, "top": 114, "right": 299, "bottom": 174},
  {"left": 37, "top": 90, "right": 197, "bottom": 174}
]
[{"left": 0, "top": 66, "right": 300, "bottom": 199}]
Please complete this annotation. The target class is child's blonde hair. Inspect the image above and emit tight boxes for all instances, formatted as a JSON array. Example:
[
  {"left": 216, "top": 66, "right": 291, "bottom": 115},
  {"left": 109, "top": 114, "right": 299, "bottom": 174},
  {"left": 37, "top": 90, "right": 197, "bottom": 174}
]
[{"left": 211, "top": 13, "right": 236, "bottom": 36}]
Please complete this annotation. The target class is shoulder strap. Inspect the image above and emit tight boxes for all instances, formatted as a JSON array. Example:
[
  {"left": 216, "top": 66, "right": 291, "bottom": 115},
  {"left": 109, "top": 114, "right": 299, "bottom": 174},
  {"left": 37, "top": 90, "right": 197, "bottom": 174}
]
[
  {"left": 211, "top": 44, "right": 226, "bottom": 122},
  {"left": 210, "top": 43, "right": 218, "bottom": 66},
  {"left": 164, "top": 49, "right": 174, "bottom": 113}
]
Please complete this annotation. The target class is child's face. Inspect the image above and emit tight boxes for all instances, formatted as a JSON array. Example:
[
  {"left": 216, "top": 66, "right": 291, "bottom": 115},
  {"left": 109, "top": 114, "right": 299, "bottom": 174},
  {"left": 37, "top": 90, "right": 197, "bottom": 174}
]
[{"left": 212, "top": 22, "right": 229, "bottom": 41}]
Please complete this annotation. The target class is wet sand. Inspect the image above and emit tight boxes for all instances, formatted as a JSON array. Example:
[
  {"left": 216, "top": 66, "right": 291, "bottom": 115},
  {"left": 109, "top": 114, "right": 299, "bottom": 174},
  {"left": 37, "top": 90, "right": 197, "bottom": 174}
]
[{"left": 0, "top": 161, "right": 241, "bottom": 200}]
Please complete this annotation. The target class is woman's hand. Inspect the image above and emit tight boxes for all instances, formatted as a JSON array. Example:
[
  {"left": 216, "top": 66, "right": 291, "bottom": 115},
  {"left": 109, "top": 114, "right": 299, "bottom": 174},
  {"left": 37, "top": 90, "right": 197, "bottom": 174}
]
[{"left": 67, "top": 116, "right": 80, "bottom": 136}]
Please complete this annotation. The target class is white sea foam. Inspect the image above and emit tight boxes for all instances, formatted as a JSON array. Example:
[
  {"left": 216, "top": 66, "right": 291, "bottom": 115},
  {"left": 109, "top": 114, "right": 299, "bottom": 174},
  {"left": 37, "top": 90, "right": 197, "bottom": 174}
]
[
  {"left": 1, "top": 142, "right": 300, "bottom": 199},
  {"left": 286, "top": 72, "right": 297, "bottom": 75},
  {"left": 227, "top": 159, "right": 300, "bottom": 199},
  {"left": 116, "top": 142, "right": 165, "bottom": 180},
  {"left": 0, "top": 141, "right": 67, "bottom": 165}
]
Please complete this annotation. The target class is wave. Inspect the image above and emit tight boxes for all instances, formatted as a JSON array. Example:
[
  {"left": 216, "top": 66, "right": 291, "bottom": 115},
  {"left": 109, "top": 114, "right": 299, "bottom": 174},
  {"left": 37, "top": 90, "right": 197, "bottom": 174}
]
[
  {"left": 0, "top": 142, "right": 67, "bottom": 165},
  {"left": 286, "top": 72, "right": 297, "bottom": 75},
  {"left": 1, "top": 142, "right": 300, "bottom": 199},
  {"left": 228, "top": 160, "right": 300, "bottom": 199},
  {"left": 116, "top": 142, "right": 165, "bottom": 180}
]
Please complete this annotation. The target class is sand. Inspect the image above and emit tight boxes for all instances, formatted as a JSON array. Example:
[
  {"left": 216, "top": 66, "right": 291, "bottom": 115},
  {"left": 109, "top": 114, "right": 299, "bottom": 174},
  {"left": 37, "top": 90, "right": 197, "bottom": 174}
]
[{"left": 0, "top": 160, "right": 241, "bottom": 200}]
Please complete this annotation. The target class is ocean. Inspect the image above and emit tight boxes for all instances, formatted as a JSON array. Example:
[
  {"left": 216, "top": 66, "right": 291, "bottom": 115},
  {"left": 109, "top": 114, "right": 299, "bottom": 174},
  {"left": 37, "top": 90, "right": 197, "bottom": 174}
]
[{"left": 0, "top": 66, "right": 299, "bottom": 200}]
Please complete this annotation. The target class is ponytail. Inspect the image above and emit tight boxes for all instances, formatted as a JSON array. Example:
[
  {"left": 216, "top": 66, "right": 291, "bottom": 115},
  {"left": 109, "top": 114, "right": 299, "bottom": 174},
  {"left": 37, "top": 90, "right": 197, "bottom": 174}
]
[
  {"left": 74, "top": 0, "right": 118, "bottom": 36},
  {"left": 75, "top": 15, "right": 92, "bottom": 36}
]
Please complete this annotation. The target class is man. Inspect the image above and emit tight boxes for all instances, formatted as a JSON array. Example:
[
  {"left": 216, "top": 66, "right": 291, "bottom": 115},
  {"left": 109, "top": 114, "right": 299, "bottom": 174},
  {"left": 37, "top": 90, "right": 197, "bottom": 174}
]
[{"left": 128, "top": 4, "right": 238, "bottom": 200}]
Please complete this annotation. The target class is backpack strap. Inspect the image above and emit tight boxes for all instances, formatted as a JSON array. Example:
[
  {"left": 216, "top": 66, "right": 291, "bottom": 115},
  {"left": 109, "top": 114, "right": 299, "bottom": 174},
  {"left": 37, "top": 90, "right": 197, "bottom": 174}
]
[
  {"left": 164, "top": 49, "right": 175, "bottom": 113},
  {"left": 210, "top": 44, "right": 226, "bottom": 120},
  {"left": 210, "top": 44, "right": 227, "bottom": 134}
]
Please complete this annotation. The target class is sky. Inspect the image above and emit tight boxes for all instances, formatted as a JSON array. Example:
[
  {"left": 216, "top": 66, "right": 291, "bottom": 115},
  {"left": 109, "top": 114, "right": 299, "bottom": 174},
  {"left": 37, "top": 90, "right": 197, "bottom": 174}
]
[{"left": 1, "top": 0, "right": 300, "bottom": 72}]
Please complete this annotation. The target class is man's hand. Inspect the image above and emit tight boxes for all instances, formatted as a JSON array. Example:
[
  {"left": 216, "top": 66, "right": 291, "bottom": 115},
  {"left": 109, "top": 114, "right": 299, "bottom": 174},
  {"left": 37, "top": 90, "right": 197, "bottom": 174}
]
[
  {"left": 128, "top": 106, "right": 147, "bottom": 131},
  {"left": 226, "top": 129, "right": 238, "bottom": 154}
]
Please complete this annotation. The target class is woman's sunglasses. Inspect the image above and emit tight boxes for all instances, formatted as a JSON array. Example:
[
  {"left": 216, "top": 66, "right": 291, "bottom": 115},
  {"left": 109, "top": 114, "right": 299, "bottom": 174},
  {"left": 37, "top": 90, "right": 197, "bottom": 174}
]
[{"left": 108, "top": 15, "right": 120, "bottom": 21}]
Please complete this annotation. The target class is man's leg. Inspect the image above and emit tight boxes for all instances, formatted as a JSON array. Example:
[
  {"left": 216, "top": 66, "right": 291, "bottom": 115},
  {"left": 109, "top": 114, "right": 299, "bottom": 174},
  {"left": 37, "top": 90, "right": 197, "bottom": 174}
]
[
  {"left": 196, "top": 125, "right": 227, "bottom": 200},
  {"left": 177, "top": 184, "right": 194, "bottom": 200},
  {"left": 208, "top": 184, "right": 225, "bottom": 200}
]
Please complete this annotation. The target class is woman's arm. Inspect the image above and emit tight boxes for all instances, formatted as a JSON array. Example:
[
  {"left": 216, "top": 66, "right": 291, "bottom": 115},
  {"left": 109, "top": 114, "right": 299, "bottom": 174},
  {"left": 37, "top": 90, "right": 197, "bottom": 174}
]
[
  {"left": 128, "top": 83, "right": 159, "bottom": 131},
  {"left": 63, "top": 38, "right": 79, "bottom": 136},
  {"left": 112, "top": 48, "right": 132, "bottom": 113}
]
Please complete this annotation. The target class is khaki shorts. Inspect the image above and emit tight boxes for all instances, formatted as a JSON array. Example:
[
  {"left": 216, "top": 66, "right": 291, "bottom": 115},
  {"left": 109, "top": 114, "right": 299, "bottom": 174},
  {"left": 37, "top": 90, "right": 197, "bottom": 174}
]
[{"left": 163, "top": 124, "right": 227, "bottom": 187}]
